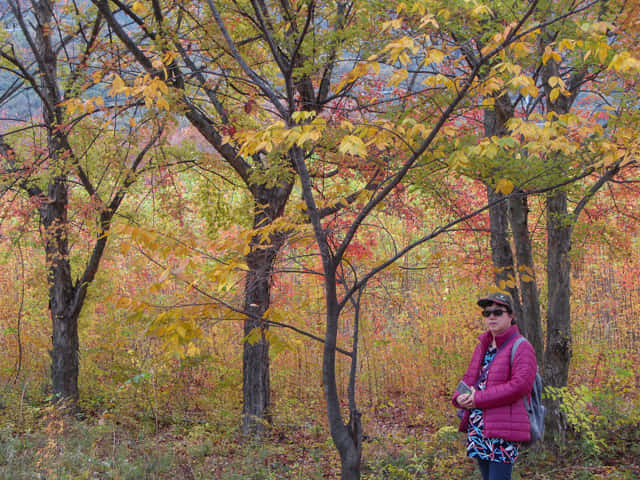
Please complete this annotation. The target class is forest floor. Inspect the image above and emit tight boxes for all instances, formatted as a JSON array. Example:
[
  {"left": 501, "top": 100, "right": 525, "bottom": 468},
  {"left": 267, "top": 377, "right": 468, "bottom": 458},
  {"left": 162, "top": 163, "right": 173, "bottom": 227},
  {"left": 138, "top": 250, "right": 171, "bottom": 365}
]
[{"left": 1, "top": 396, "right": 638, "bottom": 480}]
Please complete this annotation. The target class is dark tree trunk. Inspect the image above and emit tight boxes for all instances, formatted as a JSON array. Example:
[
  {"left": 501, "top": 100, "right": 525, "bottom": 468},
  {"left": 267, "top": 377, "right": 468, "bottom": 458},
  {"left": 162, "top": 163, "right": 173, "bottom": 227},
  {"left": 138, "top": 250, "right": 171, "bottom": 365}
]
[
  {"left": 483, "top": 89, "right": 544, "bottom": 361},
  {"left": 323, "top": 270, "right": 361, "bottom": 480},
  {"left": 509, "top": 193, "right": 544, "bottom": 360},
  {"left": 539, "top": 49, "right": 586, "bottom": 442},
  {"left": 33, "top": 0, "right": 81, "bottom": 404},
  {"left": 486, "top": 187, "right": 523, "bottom": 320},
  {"left": 176, "top": 105, "right": 294, "bottom": 437},
  {"left": 241, "top": 185, "right": 291, "bottom": 436},
  {"left": 241, "top": 239, "right": 276, "bottom": 435},
  {"left": 543, "top": 190, "right": 572, "bottom": 441},
  {"left": 4, "top": 0, "right": 143, "bottom": 405},
  {"left": 291, "top": 143, "right": 362, "bottom": 479},
  {"left": 42, "top": 177, "right": 79, "bottom": 402},
  {"left": 483, "top": 93, "right": 524, "bottom": 320}
]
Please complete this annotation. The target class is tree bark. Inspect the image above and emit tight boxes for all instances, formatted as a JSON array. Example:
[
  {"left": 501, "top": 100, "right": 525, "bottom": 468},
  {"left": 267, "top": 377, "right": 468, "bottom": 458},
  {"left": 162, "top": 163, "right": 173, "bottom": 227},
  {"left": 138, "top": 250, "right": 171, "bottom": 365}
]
[
  {"left": 539, "top": 167, "right": 571, "bottom": 444},
  {"left": 241, "top": 184, "right": 291, "bottom": 436},
  {"left": 483, "top": 93, "right": 524, "bottom": 321},
  {"left": 3, "top": 0, "right": 156, "bottom": 405},
  {"left": 291, "top": 143, "right": 362, "bottom": 479},
  {"left": 538, "top": 41, "right": 586, "bottom": 440},
  {"left": 543, "top": 190, "right": 572, "bottom": 441},
  {"left": 483, "top": 91, "right": 544, "bottom": 366},
  {"left": 242, "top": 248, "right": 272, "bottom": 436},
  {"left": 508, "top": 193, "right": 544, "bottom": 360},
  {"left": 32, "top": 0, "right": 80, "bottom": 404},
  {"left": 323, "top": 270, "right": 361, "bottom": 480},
  {"left": 486, "top": 187, "right": 523, "bottom": 320},
  {"left": 41, "top": 176, "right": 79, "bottom": 402}
]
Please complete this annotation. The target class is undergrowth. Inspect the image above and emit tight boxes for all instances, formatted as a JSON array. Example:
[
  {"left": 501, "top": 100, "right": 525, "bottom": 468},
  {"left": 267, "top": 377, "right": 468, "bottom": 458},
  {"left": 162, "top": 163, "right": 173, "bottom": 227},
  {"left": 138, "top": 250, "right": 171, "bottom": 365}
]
[{"left": 0, "top": 385, "right": 638, "bottom": 480}]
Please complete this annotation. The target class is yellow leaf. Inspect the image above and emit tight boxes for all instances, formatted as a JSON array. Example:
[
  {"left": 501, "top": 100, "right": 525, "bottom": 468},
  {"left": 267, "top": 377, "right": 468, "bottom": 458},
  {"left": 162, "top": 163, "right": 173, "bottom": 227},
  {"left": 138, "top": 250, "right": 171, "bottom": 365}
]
[
  {"left": 186, "top": 343, "right": 200, "bottom": 357},
  {"left": 341, "top": 120, "right": 354, "bottom": 131},
  {"left": 156, "top": 96, "right": 170, "bottom": 110},
  {"left": 510, "top": 74, "right": 537, "bottom": 97},
  {"left": 548, "top": 76, "right": 563, "bottom": 88},
  {"left": 523, "top": 83, "right": 538, "bottom": 98},
  {"left": 422, "top": 73, "right": 455, "bottom": 91},
  {"left": 598, "top": 41, "right": 610, "bottom": 63},
  {"left": 495, "top": 178, "right": 514, "bottom": 195},
  {"left": 242, "top": 327, "right": 262, "bottom": 346},
  {"left": 608, "top": 52, "right": 640, "bottom": 73},
  {"left": 472, "top": 4, "right": 493, "bottom": 17},
  {"left": 61, "top": 98, "right": 81, "bottom": 116},
  {"left": 549, "top": 87, "right": 560, "bottom": 103},
  {"left": 419, "top": 13, "right": 439, "bottom": 29},
  {"left": 291, "top": 110, "right": 317, "bottom": 122},
  {"left": 388, "top": 68, "right": 408, "bottom": 87},
  {"left": 175, "top": 324, "right": 187, "bottom": 339},
  {"left": 482, "top": 97, "right": 495, "bottom": 107},
  {"left": 542, "top": 46, "right": 561, "bottom": 65},
  {"left": 381, "top": 18, "right": 403, "bottom": 31},
  {"left": 448, "top": 150, "right": 468, "bottom": 169},
  {"left": 558, "top": 39, "right": 575, "bottom": 52},
  {"left": 424, "top": 49, "right": 445, "bottom": 65},
  {"left": 335, "top": 64, "right": 363, "bottom": 92},
  {"left": 510, "top": 41, "right": 533, "bottom": 58},
  {"left": 132, "top": 1, "right": 148, "bottom": 15},
  {"left": 339, "top": 135, "right": 367, "bottom": 157},
  {"left": 119, "top": 241, "right": 131, "bottom": 255},
  {"left": 109, "top": 74, "right": 127, "bottom": 96}
]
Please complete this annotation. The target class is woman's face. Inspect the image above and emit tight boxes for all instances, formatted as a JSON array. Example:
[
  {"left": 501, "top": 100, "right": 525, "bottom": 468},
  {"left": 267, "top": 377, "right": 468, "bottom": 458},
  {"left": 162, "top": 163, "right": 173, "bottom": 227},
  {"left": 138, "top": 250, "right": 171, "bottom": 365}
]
[{"left": 482, "top": 302, "right": 513, "bottom": 337}]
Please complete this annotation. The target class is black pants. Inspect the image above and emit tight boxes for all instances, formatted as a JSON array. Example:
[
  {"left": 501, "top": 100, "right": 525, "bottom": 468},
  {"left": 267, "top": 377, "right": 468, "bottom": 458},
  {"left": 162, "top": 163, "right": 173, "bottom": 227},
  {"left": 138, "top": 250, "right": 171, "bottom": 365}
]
[{"left": 477, "top": 459, "right": 513, "bottom": 480}]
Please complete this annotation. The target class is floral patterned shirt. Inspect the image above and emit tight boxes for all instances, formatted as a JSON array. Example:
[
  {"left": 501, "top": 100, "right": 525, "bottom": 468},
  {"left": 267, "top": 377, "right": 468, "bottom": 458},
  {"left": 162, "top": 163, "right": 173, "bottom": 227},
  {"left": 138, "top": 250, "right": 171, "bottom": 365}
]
[{"left": 466, "top": 346, "right": 519, "bottom": 463}]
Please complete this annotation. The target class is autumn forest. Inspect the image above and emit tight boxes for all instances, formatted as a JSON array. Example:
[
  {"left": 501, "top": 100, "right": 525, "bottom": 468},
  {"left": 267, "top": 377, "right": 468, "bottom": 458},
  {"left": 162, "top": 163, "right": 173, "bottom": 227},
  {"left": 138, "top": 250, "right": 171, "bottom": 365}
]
[{"left": 0, "top": 0, "right": 639, "bottom": 479}]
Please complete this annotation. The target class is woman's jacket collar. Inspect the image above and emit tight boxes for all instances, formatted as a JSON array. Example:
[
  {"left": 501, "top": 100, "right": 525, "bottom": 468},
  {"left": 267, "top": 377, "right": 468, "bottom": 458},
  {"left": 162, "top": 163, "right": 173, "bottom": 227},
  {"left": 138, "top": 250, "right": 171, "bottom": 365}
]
[{"left": 478, "top": 324, "right": 520, "bottom": 349}]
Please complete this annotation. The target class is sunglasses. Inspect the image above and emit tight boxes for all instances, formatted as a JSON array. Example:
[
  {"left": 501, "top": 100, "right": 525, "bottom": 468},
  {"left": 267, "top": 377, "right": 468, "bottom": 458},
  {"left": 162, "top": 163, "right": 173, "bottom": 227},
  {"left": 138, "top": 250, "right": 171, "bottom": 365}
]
[{"left": 482, "top": 308, "right": 508, "bottom": 317}]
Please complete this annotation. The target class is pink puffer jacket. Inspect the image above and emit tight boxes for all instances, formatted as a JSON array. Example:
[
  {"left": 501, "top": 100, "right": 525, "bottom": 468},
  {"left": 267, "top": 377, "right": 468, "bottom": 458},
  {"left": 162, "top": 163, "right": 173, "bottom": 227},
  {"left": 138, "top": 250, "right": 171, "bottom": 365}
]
[{"left": 452, "top": 324, "right": 537, "bottom": 442}]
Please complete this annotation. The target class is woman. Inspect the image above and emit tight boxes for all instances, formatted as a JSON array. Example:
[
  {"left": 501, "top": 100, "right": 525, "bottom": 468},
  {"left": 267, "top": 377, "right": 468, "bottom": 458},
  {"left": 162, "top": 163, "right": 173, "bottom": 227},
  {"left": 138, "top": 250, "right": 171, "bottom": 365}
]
[{"left": 453, "top": 292, "right": 537, "bottom": 480}]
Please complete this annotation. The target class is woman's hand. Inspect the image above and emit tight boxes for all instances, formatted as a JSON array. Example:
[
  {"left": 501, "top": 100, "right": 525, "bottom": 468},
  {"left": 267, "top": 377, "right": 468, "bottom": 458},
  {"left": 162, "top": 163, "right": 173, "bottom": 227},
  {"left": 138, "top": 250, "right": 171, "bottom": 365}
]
[{"left": 456, "top": 388, "right": 476, "bottom": 409}]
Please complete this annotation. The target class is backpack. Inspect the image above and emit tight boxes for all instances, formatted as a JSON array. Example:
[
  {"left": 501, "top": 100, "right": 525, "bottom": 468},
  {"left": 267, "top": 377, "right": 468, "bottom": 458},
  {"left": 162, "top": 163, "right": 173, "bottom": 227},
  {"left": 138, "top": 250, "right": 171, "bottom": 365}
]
[{"left": 511, "top": 337, "right": 546, "bottom": 445}]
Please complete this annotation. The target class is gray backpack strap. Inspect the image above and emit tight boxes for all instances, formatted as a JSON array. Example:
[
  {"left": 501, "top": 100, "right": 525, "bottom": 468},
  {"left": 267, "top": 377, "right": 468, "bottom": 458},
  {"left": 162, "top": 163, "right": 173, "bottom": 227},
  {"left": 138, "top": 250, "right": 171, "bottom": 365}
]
[
  {"left": 510, "top": 336, "right": 530, "bottom": 407},
  {"left": 511, "top": 336, "right": 526, "bottom": 364}
]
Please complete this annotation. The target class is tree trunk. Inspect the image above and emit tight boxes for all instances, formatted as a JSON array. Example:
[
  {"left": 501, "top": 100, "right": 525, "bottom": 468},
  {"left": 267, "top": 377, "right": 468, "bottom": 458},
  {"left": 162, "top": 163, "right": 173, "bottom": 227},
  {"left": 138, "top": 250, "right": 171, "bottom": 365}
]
[
  {"left": 486, "top": 187, "right": 523, "bottom": 320},
  {"left": 539, "top": 45, "right": 586, "bottom": 442},
  {"left": 241, "top": 240, "right": 275, "bottom": 436},
  {"left": 33, "top": 0, "right": 81, "bottom": 404},
  {"left": 543, "top": 190, "right": 572, "bottom": 442},
  {"left": 323, "top": 269, "right": 361, "bottom": 480},
  {"left": 241, "top": 185, "right": 291, "bottom": 436},
  {"left": 42, "top": 177, "right": 79, "bottom": 402},
  {"left": 508, "top": 193, "right": 544, "bottom": 361},
  {"left": 483, "top": 93, "right": 524, "bottom": 320},
  {"left": 291, "top": 142, "right": 362, "bottom": 478}
]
